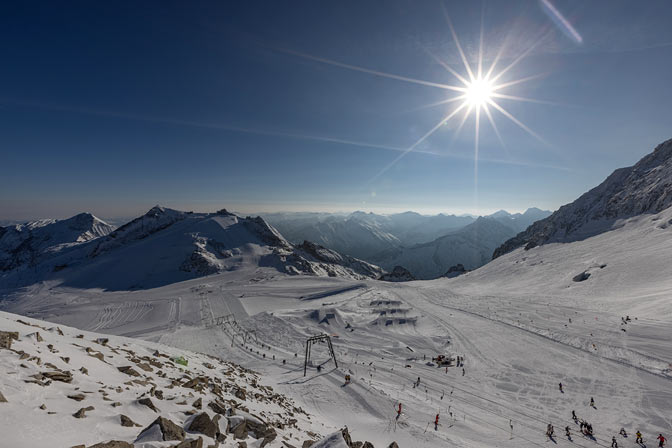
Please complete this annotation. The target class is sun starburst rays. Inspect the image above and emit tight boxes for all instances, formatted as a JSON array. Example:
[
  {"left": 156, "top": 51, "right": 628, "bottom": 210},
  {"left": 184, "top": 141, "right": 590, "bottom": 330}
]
[
  {"left": 366, "top": 7, "right": 550, "bottom": 186},
  {"left": 276, "top": 6, "right": 549, "bottom": 186}
]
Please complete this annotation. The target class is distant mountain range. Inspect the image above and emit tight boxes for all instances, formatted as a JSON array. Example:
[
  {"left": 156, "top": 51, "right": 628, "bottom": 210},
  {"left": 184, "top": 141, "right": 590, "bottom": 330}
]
[
  {"left": 0, "top": 205, "right": 554, "bottom": 287},
  {"left": 265, "top": 207, "right": 551, "bottom": 279},
  {"left": 0, "top": 207, "right": 383, "bottom": 290},
  {"left": 494, "top": 138, "right": 672, "bottom": 258}
]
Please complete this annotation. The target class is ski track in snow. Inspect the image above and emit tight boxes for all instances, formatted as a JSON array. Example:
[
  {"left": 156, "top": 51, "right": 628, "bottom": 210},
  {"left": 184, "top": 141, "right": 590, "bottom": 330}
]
[{"left": 3, "top": 212, "right": 672, "bottom": 447}]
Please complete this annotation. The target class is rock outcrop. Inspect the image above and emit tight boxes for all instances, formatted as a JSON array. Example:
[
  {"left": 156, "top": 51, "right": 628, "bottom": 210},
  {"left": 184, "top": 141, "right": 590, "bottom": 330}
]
[
  {"left": 494, "top": 138, "right": 672, "bottom": 258},
  {"left": 378, "top": 266, "right": 415, "bottom": 282}
]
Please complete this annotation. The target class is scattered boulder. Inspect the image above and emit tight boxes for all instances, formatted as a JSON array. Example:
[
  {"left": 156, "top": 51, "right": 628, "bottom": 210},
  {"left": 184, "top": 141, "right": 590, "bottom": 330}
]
[
  {"left": 120, "top": 414, "right": 141, "bottom": 427},
  {"left": 137, "top": 416, "right": 185, "bottom": 442},
  {"left": 117, "top": 366, "right": 141, "bottom": 377},
  {"left": 137, "top": 397, "right": 159, "bottom": 412},
  {"left": 208, "top": 399, "right": 227, "bottom": 414},
  {"left": 188, "top": 412, "right": 218, "bottom": 438},
  {"left": 171, "top": 437, "right": 204, "bottom": 448},
  {"left": 88, "top": 441, "right": 134, "bottom": 448},
  {"left": 192, "top": 397, "right": 202, "bottom": 409},
  {"left": 337, "top": 427, "right": 374, "bottom": 448},
  {"left": 234, "top": 387, "right": 246, "bottom": 401},
  {"left": 67, "top": 393, "right": 86, "bottom": 402},
  {"left": 0, "top": 391, "right": 7, "bottom": 403},
  {"left": 135, "top": 362, "right": 153, "bottom": 372},
  {"left": 73, "top": 406, "right": 95, "bottom": 418},
  {"left": 0, "top": 331, "right": 19, "bottom": 349},
  {"left": 388, "top": 443, "right": 399, "bottom": 448},
  {"left": 227, "top": 416, "right": 247, "bottom": 440},
  {"left": 572, "top": 271, "right": 591, "bottom": 282},
  {"left": 29, "top": 331, "right": 44, "bottom": 342},
  {"left": 42, "top": 370, "right": 73, "bottom": 383},
  {"left": 227, "top": 412, "right": 276, "bottom": 447}
]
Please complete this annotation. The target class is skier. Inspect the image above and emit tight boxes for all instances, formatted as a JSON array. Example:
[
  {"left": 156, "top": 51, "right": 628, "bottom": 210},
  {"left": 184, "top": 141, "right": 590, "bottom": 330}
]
[
  {"left": 619, "top": 428, "right": 627, "bottom": 437},
  {"left": 565, "top": 426, "right": 571, "bottom": 438},
  {"left": 590, "top": 396, "right": 595, "bottom": 407},
  {"left": 571, "top": 410, "right": 577, "bottom": 421},
  {"left": 396, "top": 403, "right": 402, "bottom": 420},
  {"left": 559, "top": 382, "right": 563, "bottom": 393},
  {"left": 612, "top": 436, "right": 618, "bottom": 447},
  {"left": 462, "top": 367, "right": 465, "bottom": 376},
  {"left": 658, "top": 434, "right": 666, "bottom": 447},
  {"left": 546, "top": 423, "right": 554, "bottom": 438},
  {"left": 636, "top": 430, "right": 643, "bottom": 443},
  {"left": 434, "top": 413, "right": 440, "bottom": 431}
]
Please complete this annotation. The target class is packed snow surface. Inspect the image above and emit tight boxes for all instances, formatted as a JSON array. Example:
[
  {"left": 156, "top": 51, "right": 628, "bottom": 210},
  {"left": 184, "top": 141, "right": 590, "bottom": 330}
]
[{"left": 3, "top": 205, "right": 672, "bottom": 446}]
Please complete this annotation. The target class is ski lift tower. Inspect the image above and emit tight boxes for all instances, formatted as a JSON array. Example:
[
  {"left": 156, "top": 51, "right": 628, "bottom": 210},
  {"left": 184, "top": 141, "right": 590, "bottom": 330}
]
[{"left": 304, "top": 334, "right": 338, "bottom": 376}]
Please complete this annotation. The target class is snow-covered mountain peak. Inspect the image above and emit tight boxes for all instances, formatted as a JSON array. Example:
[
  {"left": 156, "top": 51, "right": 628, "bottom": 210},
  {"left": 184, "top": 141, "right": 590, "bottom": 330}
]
[
  {"left": 1, "top": 208, "right": 385, "bottom": 290},
  {"left": 0, "top": 213, "right": 115, "bottom": 272}
]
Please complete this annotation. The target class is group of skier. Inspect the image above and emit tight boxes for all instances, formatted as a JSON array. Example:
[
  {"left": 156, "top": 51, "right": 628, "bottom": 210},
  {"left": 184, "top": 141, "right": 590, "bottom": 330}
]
[{"left": 565, "top": 408, "right": 666, "bottom": 447}]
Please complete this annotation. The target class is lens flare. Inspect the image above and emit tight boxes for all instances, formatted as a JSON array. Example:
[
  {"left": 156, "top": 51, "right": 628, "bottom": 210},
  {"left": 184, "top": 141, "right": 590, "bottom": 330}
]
[{"left": 465, "top": 77, "right": 494, "bottom": 107}]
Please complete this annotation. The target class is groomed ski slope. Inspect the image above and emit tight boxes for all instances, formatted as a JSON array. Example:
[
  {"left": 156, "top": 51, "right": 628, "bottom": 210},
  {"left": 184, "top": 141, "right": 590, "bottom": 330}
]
[{"left": 2, "top": 206, "right": 672, "bottom": 447}]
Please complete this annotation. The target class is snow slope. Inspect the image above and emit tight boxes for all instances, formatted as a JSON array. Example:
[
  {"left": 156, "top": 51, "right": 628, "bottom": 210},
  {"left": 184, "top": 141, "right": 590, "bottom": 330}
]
[
  {"left": 450, "top": 204, "right": 672, "bottom": 318},
  {"left": 3, "top": 246, "right": 671, "bottom": 448}
]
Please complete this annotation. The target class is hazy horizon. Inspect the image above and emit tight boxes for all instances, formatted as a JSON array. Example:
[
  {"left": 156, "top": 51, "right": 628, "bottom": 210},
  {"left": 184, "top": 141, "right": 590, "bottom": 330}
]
[{"left": 0, "top": 200, "right": 552, "bottom": 225}]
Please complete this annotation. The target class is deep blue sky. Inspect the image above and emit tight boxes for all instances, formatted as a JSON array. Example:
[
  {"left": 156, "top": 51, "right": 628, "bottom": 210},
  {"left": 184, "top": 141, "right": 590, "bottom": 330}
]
[{"left": 2, "top": 1, "right": 672, "bottom": 221}]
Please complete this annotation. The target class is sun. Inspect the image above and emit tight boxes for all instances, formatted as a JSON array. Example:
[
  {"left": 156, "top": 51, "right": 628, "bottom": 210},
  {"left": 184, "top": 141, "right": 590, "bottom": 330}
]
[
  {"left": 277, "top": 3, "right": 550, "bottom": 183},
  {"left": 465, "top": 77, "right": 494, "bottom": 108}
]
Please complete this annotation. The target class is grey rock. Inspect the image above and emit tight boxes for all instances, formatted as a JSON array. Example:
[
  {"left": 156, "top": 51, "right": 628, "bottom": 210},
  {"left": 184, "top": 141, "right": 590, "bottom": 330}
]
[
  {"left": 73, "top": 406, "right": 95, "bottom": 418},
  {"left": 171, "top": 438, "right": 203, "bottom": 448},
  {"left": 573, "top": 271, "right": 591, "bottom": 282},
  {"left": 88, "top": 441, "right": 134, "bottom": 448},
  {"left": 0, "top": 331, "right": 18, "bottom": 349},
  {"left": 117, "top": 366, "right": 141, "bottom": 377},
  {"left": 138, "top": 416, "right": 185, "bottom": 441},
  {"left": 137, "top": 397, "right": 159, "bottom": 412},
  {"left": 120, "top": 414, "right": 141, "bottom": 427},
  {"left": 188, "top": 412, "right": 218, "bottom": 438}
]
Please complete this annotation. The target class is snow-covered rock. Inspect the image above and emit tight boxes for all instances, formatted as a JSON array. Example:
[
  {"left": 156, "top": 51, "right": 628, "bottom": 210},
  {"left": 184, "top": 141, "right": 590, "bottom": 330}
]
[
  {"left": 0, "top": 310, "right": 324, "bottom": 448},
  {"left": 378, "top": 265, "right": 415, "bottom": 282},
  {"left": 494, "top": 138, "right": 672, "bottom": 258},
  {"left": 443, "top": 263, "right": 467, "bottom": 278}
]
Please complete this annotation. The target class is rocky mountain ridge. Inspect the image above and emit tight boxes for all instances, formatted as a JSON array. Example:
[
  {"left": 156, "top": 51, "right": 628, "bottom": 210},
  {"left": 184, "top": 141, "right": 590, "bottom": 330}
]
[
  {"left": 494, "top": 138, "right": 672, "bottom": 258},
  {"left": 0, "top": 207, "right": 385, "bottom": 290}
]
